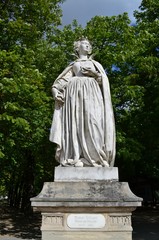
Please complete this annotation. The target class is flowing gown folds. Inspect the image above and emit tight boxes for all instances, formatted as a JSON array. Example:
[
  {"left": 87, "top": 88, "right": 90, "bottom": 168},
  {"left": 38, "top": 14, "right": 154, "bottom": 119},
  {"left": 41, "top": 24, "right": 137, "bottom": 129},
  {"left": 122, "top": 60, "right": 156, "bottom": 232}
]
[{"left": 50, "top": 60, "right": 116, "bottom": 167}]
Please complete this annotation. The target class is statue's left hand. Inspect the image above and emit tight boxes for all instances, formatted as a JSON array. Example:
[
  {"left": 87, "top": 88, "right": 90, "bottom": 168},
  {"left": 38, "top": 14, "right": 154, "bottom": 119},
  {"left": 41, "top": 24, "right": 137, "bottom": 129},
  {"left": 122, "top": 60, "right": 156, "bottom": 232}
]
[
  {"left": 81, "top": 67, "right": 97, "bottom": 77},
  {"left": 81, "top": 67, "right": 102, "bottom": 84}
]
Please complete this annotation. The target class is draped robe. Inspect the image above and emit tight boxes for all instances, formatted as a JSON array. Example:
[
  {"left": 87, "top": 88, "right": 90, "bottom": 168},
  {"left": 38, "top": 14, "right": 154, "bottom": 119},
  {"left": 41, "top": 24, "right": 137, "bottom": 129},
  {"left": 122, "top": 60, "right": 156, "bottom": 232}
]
[{"left": 49, "top": 59, "right": 116, "bottom": 167}]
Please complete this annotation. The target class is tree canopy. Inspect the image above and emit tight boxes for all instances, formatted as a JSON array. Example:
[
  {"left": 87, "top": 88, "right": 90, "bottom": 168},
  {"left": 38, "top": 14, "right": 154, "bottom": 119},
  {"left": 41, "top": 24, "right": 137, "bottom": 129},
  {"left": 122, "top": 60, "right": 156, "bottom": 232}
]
[{"left": 0, "top": 0, "right": 159, "bottom": 209}]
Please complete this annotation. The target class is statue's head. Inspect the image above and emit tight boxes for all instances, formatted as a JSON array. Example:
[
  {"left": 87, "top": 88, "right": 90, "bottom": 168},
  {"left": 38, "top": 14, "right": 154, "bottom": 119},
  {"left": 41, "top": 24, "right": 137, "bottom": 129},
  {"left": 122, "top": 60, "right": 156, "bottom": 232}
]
[{"left": 74, "top": 37, "right": 92, "bottom": 56}]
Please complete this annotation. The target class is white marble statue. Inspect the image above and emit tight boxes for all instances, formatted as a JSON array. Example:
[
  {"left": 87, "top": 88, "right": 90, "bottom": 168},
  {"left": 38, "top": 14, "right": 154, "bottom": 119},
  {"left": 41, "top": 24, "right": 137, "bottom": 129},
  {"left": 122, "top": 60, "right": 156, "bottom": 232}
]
[{"left": 50, "top": 37, "right": 116, "bottom": 167}]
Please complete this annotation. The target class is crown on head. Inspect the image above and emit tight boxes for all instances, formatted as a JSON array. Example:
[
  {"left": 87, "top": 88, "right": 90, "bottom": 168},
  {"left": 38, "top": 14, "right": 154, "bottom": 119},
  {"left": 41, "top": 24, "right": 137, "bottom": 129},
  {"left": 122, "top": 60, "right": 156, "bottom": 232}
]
[{"left": 79, "top": 36, "right": 89, "bottom": 41}]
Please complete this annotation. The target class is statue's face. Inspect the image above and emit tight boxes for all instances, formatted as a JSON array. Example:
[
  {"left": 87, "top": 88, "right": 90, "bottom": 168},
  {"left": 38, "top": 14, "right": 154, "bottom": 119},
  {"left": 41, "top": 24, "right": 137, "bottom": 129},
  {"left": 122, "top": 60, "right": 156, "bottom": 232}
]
[{"left": 79, "top": 40, "right": 91, "bottom": 55}]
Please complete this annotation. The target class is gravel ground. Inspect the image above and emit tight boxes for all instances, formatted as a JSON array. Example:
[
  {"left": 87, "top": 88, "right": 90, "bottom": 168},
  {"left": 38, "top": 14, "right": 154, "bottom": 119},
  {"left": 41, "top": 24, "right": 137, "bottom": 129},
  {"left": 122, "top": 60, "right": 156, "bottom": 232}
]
[
  {"left": 132, "top": 207, "right": 159, "bottom": 240},
  {"left": 0, "top": 201, "right": 41, "bottom": 240},
  {"left": 0, "top": 201, "right": 159, "bottom": 240}
]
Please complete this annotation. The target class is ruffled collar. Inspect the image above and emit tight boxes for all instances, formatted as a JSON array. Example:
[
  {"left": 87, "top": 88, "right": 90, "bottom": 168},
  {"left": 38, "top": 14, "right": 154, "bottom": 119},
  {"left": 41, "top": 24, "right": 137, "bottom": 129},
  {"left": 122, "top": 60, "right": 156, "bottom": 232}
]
[
  {"left": 71, "top": 53, "right": 95, "bottom": 62},
  {"left": 75, "top": 58, "right": 91, "bottom": 62}
]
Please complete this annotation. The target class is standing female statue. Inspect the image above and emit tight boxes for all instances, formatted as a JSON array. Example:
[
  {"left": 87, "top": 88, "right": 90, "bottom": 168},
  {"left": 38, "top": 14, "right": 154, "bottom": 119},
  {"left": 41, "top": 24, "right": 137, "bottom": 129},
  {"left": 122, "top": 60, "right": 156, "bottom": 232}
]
[{"left": 50, "top": 37, "right": 115, "bottom": 167}]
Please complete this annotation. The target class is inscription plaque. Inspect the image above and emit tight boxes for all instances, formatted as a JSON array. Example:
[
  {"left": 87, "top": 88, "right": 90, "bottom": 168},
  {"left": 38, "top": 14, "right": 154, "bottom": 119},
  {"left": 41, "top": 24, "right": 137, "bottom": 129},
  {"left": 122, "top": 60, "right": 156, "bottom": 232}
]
[{"left": 67, "top": 214, "right": 105, "bottom": 229}]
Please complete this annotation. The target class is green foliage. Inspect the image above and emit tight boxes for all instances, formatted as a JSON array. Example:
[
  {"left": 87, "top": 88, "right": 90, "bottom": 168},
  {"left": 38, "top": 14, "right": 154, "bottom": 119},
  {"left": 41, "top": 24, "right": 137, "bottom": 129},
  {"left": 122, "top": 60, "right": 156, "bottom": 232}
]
[
  {"left": 0, "top": 0, "right": 64, "bottom": 209},
  {"left": 133, "top": 0, "right": 159, "bottom": 179},
  {"left": 134, "top": 0, "right": 159, "bottom": 22},
  {"left": 0, "top": 0, "right": 63, "bottom": 49},
  {"left": 1, "top": 0, "right": 159, "bottom": 209}
]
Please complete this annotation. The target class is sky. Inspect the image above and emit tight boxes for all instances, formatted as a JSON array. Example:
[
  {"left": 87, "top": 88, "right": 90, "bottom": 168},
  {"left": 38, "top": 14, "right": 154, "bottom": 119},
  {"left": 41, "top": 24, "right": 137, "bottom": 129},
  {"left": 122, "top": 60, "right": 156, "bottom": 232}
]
[{"left": 61, "top": 0, "right": 142, "bottom": 26}]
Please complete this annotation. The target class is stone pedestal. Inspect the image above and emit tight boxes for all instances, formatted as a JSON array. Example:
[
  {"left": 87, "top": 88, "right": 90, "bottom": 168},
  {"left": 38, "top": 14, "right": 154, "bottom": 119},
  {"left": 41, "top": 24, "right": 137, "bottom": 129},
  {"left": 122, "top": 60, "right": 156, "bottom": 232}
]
[
  {"left": 31, "top": 167, "right": 142, "bottom": 240},
  {"left": 54, "top": 166, "right": 119, "bottom": 181}
]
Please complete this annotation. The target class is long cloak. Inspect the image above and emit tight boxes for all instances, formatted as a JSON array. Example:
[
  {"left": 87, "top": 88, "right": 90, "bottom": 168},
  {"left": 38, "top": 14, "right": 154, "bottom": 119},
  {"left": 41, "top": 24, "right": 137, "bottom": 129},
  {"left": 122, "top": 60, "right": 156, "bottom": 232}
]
[{"left": 49, "top": 59, "right": 116, "bottom": 167}]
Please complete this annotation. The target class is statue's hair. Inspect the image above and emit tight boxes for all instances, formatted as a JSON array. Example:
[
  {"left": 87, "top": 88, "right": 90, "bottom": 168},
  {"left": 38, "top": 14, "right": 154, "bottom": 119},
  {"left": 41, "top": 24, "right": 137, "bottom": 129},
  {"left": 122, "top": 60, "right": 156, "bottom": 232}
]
[{"left": 74, "top": 37, "right": 92, "bottom": 55}]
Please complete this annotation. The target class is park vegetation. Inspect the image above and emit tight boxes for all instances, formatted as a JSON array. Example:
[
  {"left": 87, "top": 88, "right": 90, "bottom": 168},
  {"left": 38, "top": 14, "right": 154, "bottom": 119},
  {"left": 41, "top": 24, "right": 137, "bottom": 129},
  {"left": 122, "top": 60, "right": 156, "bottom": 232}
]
[{"left": 0, "top": 0, "right": 159, "bottom": 211}]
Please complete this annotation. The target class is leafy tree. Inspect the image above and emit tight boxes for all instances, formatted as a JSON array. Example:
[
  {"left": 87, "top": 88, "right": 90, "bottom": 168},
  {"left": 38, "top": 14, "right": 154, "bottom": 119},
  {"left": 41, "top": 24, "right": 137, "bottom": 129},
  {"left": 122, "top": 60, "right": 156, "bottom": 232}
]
[
  {"left": 1, "top": 0, "right": 159, "bottom": 210},
  {"left": 0, "top": 0, "right": 64, "bottom": 210},
  {"left": 133, "top": 0, "right": 159, "bottom": 181}
]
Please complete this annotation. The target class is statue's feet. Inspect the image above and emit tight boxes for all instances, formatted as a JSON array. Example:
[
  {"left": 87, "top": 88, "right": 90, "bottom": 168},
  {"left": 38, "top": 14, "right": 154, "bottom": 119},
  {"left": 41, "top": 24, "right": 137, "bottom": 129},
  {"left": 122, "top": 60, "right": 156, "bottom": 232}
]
[
  {"left": 75, "top": 161, "right": 84, "bottom": 167},
  {"left": 61, "top": 159, "right": 84, "bottom": 167},
  {"left": 103, "top": 160, "right": 109, "bottom": 167}
]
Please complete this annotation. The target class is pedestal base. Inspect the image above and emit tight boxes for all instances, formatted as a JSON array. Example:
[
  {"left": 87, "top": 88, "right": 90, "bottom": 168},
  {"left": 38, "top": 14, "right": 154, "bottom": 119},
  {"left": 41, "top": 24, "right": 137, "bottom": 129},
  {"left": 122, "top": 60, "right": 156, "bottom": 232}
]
[
  {"left": 54, "top": 166, "right": 119, "bottom": 182},
  {"left": 31, "top": 168, "right": 142, "bottom": 240},
  {"left": 42, "top": 231, "right": 132, "bottom": 240},
  {"left": 41, "top": 211, "right": 133, "bottom": 240}
]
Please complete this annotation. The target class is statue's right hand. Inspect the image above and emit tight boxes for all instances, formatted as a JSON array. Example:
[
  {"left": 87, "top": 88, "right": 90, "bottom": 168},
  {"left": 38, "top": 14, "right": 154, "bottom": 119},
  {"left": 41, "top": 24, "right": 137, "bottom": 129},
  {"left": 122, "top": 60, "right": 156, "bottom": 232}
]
[
  {"left": 55, "top": 93, "right": 64, "bottom": 107},
  {"left": 55, "top": 95, "right": 64, "bottom": 107},
  {"left": 52, "top": 88, "right": 65, "bottom": 106}
]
